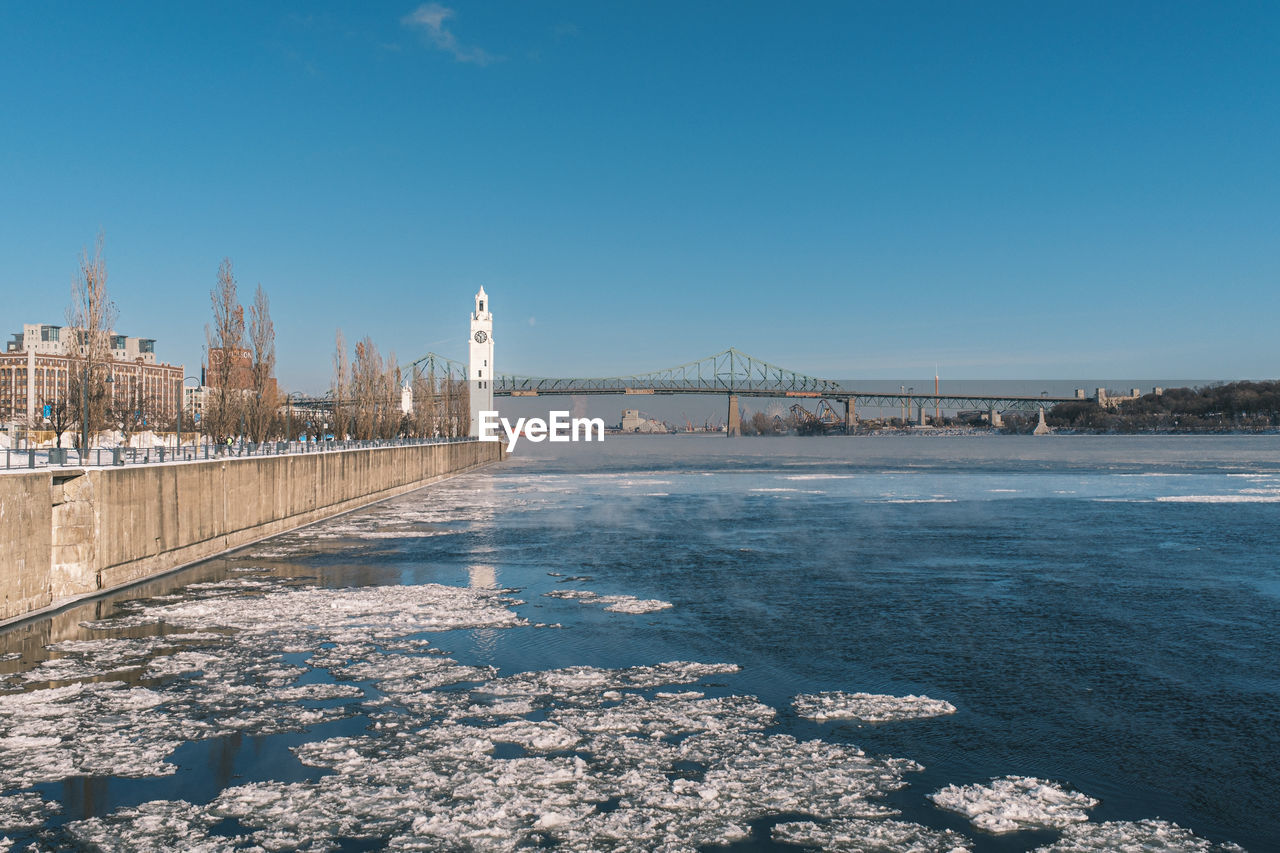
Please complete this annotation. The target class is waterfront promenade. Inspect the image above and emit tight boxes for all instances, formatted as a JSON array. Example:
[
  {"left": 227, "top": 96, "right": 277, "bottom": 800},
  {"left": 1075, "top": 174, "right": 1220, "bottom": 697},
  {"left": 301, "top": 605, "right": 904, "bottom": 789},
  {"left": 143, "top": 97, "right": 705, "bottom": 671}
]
[{"left": 0, "top": 439, "right": 502, "bottom": 625}]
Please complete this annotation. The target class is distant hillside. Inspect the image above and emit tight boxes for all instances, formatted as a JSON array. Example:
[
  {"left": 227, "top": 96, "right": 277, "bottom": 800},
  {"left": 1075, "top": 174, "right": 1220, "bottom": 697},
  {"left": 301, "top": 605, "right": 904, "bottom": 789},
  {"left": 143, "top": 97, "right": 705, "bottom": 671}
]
[{"left": 1047, "top": 381, "right": 1280, "bottom": 432}]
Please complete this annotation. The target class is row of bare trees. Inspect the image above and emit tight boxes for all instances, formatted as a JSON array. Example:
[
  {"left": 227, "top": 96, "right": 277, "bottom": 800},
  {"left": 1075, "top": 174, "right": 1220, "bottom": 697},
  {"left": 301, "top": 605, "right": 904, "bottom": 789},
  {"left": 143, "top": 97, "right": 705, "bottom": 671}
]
[
  {"left": 59, "top": 235, "right": 117, "bottom": 448},
  {"left": 40, "top": 235, "right": 468, "bottom": 448},
  {"left": 33, "top": 235, "right": 181, "bottom": 448},
  {"left": 204, "top": 258, "right": 277, "bottom": 443},
  {"left": 329, "top": 332, "right": 469, "bottom": 440}
]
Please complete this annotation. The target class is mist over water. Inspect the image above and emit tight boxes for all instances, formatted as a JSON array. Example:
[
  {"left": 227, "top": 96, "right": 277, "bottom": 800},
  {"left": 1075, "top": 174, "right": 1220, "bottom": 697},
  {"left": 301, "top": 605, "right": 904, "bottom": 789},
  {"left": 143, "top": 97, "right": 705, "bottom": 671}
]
[{"left": 1, "top": 435, "right": 1277, "bottom": 850}]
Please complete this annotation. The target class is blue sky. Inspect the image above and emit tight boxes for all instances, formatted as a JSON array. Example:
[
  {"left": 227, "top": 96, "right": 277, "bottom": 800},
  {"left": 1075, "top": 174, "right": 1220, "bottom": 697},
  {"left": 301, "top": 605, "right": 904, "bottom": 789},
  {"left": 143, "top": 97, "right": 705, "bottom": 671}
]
[{"left": 1, "top": 2, "right": 1277, "bottom": 391}]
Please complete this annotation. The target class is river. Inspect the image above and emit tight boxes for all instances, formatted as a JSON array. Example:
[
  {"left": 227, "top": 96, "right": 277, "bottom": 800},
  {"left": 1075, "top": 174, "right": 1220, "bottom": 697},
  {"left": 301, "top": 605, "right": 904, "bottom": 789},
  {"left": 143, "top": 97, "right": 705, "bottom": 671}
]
[{"left": 1, "top": 435, "right": 1276, "bottom": 851}]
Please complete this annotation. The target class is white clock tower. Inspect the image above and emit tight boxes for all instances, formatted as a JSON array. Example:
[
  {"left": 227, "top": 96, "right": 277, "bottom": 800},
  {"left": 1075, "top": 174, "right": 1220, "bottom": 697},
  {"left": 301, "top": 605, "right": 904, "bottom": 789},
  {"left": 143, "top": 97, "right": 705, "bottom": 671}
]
[{"left": 468, "top": 287, "right": 495, "bottom": 437}]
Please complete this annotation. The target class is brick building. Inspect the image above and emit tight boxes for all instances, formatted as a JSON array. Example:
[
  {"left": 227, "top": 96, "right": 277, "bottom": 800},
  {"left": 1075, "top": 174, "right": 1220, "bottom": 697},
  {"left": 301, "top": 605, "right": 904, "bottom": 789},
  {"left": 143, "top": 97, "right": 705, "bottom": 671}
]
[
  {"left": 205, "top": 346, "right": 277, "bottom": 398},
  {"left": 0, "top": 323, "right": 183, "bottom": 429}
]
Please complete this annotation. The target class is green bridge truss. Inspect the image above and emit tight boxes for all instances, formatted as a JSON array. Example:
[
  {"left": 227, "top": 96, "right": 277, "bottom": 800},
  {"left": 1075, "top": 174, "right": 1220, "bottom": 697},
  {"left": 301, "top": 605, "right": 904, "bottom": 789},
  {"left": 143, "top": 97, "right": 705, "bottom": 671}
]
[{"left": 399, "top": 347, "right": 1083, "bottom": 413}]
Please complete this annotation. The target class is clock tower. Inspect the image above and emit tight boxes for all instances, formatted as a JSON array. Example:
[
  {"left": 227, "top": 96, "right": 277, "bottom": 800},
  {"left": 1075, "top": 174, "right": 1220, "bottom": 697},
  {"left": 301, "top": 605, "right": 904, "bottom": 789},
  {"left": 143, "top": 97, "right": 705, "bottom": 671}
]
[{"left": 468, "top": 287, "right": 495, "bottom": 437}]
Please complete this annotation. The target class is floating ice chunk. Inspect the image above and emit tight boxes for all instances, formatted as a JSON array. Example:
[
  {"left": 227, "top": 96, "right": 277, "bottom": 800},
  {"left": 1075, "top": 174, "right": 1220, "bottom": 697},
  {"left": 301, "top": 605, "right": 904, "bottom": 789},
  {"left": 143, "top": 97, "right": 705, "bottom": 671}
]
[
  {"left": 144, "top": 650, "right": 221, "bottom": 678},
  {"left": 332, "top": 652, "right": 494, "bottom": 692},
  {"left": 0, "top": 681, "right": 178, "bottom": 787},
  {"left": 478, "top": 662, "right": 739, "bottom": 712},
  {"left": 44, "top": 655, "right": 954, "bottom": 853},
  {"left": 601, "top": 596, "right": 673, "bottom": 614},
  {"left": 693, "top": 734, "right": 918, "bottom": 820},
  {"left": 66, "top": 799, "right": 245, "bottom": 852},
  {"left": 1033, "top": 819, "right": 1246, "bottom": 852},
  {"left": 773, "top": 818, "right": 973, "bottom": 852},
  {"left": 43, "top": 635, "right": 225, "bottom": 681},
  {"left": 793, "top": 691, "right": 957, "bottom": 723},
  {"left": 928, "top": 775, "right": 1098, "bottom": 834},
  {"left": 185, "top": 578, "right": 277, "bottom": 591},
  {"left": 274, "top": 683, "right": 364, "bottom": 702},
  {"left": 83, "top": 582, "right": 530, "bottom": 639},
  {"left": 0, "top": 791, "right": 60, "bottom": 832},
  {"left": 20, "top": 656, "right": 106, "bottom": 683},
  {"left": 1157, "top": 495, "right": 1280, "bottom": 503},
  {"left": 869, "top": 498, "right": 957, "bottom": 504},
  {"left": 489, "top": 719, "right": 582, "bottom": 752},
  {"left": 544, "top": 588, "right": 673, "bottom": 614}
]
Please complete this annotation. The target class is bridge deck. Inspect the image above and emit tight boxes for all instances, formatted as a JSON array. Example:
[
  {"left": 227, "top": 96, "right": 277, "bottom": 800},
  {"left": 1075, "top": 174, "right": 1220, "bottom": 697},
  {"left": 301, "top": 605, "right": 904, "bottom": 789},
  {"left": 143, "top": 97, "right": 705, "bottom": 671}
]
[{"left": 400, "top": 347, "right": 1089, "bottom": 413}]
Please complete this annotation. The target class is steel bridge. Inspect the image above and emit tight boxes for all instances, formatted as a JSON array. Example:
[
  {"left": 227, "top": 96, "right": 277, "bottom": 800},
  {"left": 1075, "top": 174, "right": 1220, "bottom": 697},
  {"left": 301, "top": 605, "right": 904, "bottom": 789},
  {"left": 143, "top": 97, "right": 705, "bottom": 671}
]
[{"left": 402, "top": 347, "right": 1083, "bottom": 434}]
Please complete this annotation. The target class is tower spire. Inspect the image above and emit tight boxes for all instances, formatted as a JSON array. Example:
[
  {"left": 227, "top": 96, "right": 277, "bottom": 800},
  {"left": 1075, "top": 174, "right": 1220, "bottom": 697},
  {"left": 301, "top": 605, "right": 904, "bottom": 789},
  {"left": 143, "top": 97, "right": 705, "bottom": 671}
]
[{"left": 469, "top": 288, "right": 495, "bottom": 437}]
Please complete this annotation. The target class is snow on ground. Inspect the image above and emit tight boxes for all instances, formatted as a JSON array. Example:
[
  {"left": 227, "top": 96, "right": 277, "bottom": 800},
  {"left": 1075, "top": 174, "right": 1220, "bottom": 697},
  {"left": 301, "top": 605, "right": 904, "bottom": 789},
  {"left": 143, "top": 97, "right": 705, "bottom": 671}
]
[
  {"left": 793, "top": 691, "right": 957, "bottom": 723},
  {"left": 544, "top": 588, "right": 674, "bottom": 613},
  {"left": 928, "top": 775, "right": 1098, "bottom": 834}
]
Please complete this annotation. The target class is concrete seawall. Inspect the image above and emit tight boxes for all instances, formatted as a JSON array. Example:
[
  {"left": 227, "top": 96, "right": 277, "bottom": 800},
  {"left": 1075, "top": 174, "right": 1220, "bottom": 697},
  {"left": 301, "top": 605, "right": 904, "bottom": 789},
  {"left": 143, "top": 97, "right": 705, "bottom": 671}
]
[{"left": 1, "top": 441, "right": 502, "bottom": 623}]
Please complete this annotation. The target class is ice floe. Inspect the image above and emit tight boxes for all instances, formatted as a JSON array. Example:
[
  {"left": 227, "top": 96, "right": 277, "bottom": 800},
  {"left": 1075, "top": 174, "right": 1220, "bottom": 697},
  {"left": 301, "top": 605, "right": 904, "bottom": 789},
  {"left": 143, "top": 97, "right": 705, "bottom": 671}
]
[
  {"left": 83, "top": 581, "right": 530, "bottom": 640},
  {"left": 64, "top": 799, "right": 239, "bottom": 852},
  {"left": 0, "top": 791, "right": 59, "bottom": 832},
  {"left": 1, "top": 563, "right": 1248, "bottom": 851},
  {"left": 928, "top": 775, "right": 1098, "bottom": 834},
  {"left": 48, "top": 647, "right": 937, "bottom": 852},
  {"left": 773, "top": 818, "right": 972, "bottom": 852},
  {"left": 1032, "top": 819, "right": 1246, "bottom": 852},
  {"left": 1157, "top": 494, "right": 1280, "bottom": 503},
  {"left": 793, "top": 691, "right": 957, "bottom": 723},
  {"left": 0, "top": 681, "right": 177, "bottom": 787},
  {"left": 544, "top": 588, "right": 673, "bottom": 614}
]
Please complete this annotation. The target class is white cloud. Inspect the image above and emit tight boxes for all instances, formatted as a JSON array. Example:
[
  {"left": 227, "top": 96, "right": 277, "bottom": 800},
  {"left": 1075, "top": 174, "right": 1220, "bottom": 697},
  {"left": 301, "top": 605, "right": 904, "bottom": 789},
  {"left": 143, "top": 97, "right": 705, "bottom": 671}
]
[
  {"left": 528, "top": 316, "right": 536, "bottom": 327},
  {"left": 402, "top": 3, "right": 496, "bottom": 65}
]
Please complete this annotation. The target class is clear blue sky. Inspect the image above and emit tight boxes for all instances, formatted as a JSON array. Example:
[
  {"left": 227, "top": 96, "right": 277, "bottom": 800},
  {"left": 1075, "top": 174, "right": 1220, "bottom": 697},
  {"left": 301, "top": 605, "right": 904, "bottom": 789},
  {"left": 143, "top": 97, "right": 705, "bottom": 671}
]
[{"left": 2, "top": 2, "right": 1276, "bottom": 391}]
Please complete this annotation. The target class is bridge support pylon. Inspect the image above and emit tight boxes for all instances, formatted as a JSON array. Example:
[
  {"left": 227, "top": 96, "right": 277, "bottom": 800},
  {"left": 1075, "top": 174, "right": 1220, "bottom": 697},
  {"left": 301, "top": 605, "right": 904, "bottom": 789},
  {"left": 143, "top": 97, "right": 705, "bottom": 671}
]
[
  {"left": 844, "top": 399, "right": 856, "bottom": 433},
  {"left": 727, "top": 394, "right": 741, "bottom": 437}
]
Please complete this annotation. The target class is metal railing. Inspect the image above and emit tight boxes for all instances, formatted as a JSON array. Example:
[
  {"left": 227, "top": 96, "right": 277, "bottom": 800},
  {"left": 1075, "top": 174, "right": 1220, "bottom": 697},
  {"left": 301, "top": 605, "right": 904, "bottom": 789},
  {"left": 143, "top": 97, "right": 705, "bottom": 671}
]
[{"left": 2, "top": 436, "right": 477, "bottom": 471}]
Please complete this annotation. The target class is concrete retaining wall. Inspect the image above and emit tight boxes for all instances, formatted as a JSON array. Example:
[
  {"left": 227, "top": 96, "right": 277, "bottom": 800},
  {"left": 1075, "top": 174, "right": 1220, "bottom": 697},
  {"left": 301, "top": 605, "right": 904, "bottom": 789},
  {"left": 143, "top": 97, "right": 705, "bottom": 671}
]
[
  {"left": 1, "top": 441, "right": 502, "bottom": 623},
  {"left": 0, "top": 472, "right": 55, "bottom": 621}
]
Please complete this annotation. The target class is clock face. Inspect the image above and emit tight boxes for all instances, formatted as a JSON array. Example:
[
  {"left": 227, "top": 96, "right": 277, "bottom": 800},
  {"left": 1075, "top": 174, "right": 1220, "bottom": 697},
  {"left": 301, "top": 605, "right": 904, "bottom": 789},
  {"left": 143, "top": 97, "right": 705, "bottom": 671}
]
[{"left": 474, "top": 330, "right": 488, "bottom": 344}]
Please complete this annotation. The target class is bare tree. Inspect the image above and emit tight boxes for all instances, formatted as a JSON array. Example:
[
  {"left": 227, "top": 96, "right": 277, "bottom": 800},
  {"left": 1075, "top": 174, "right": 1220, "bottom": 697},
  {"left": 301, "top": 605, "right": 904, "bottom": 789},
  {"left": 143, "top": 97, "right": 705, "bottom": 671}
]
[
  {"left": 246, "top": 284, "right": 278, "bottom": 442},
  {"left": 437, "top": 376, "right": 469, "bottom": 437},
  {"left": 410, "top": 369, "right": 437, "bottom": 438},
  {"left": 65, "top": 233, "right": 119, "bottom": 450},
  {"left": 351, "top": 335, "right": 382, "bottom": 440},
  {"left": 109, "top": 379, "right": 153, "bottom": 447},
  {"left": 43, "top": 395, "right": 75, "bottom": 448},
  {"left": 377, "top": 351, "right": 403, "bottom": 439},
  {"left": 332, "top": 329, "right": 350, "bottom": 441},
  {"left": 206, "top": 258, "right": 246, "bottom": 444}
]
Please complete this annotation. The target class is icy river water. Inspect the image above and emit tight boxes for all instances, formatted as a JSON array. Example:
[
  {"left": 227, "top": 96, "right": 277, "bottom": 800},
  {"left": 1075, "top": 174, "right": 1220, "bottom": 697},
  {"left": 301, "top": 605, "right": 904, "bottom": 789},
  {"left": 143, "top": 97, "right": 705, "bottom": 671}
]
[{"left": 1, "top": 435, "right": 1278, "bottom": 851}]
